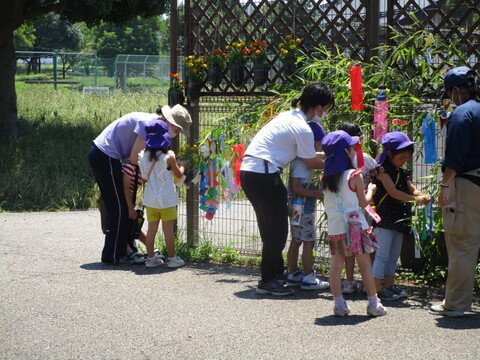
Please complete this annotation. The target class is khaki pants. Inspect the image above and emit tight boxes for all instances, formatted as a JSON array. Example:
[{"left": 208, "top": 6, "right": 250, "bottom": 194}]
[{"left": 443, "top": 177, "right": 480, "bottom": 312}]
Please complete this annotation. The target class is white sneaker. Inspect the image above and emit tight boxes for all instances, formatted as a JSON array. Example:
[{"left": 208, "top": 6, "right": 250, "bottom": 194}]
[
  {"left": 300, "top": 271, "right": 330, "bottom": 290},
  {"left": 145, "top": 255, "right": 164, "bottom": 268},
  {"left": 342, "top": 280, "right": 361, "bottom": 294},
  {"left": 167, "top": 256, "right": 185, "bottom": 268},
  {"left": 334, "top": 302, "right": 351, "bottom": 317}
]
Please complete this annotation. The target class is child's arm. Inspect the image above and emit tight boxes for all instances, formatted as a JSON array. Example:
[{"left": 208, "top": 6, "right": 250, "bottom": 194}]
[
  {"left": 123, "top": 173, "right": 138, "bottom": 219},
  {"left": 291, "top": 177, "right": 323, "bottom": 200},
  {"left": 351, "top": 172, "right": 375, "bottom": 208},
  {"left": 407, "top": 180, "right": 431, "bottom": 205},
  {"left": 376, "top": 171, "right": 429, "bottom": 205},
  {"left": 166, "top": 153, "right": 185, "bottom": 179}
]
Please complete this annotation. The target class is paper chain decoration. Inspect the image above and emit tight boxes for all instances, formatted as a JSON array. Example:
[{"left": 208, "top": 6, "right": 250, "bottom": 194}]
[{"left": 198, "top": 131, "right": 241, "bottom": 220}]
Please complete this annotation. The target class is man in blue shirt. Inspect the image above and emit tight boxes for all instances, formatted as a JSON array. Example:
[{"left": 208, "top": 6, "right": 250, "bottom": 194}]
[{"left": 430, "top": 66, "right": 480, "bottom": 317}]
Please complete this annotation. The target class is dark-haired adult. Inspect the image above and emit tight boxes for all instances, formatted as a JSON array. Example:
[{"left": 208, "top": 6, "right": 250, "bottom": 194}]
[
  {"left": 430, "top": 66, "right": 480, "bottom": 317},
  {"left": 88, "top": 105, "right": 192, "bottom": 264},
  {"left": 240, "top": 82, "right": 334, "bottom": 295}
]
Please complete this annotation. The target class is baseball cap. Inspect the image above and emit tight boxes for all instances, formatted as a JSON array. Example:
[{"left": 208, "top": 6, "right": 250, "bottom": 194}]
[
  {"left": 322, "top": 130, "right": 359, "bottom": 175},
  {"left": 145, "top": 120, "right": 171, "bottom": 148},
  {"left": 161, "top": 104, "right": 192, "bottom": 137},
  {"left": 442, "top": 66, "right": 476, "bottom": 99},
  {"left": 377, "top": 131, "right": 414, "bottom": 165}
]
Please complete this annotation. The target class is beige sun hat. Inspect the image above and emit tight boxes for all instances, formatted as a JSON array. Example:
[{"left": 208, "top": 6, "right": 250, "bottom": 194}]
[{"left": 161, "top": 104, "right": 192, "bottom": 137}]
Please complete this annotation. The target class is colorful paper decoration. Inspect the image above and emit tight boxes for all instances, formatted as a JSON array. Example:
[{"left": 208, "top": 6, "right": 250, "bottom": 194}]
[
  {"left": 232, "top": 144, "right": 245, "bottom": 186},
  {"left": 422, "top": 117, "right": 436, "bottom": 164},
  {"left": 373, "top": 87, "right": 389, "bottom": 141},
  {"left": 350, "top": 66, "right": 364, "bottom": 111}
]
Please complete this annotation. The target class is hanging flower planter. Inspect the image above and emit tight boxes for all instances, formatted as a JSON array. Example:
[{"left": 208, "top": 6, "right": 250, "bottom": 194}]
[
  {"left": 253, "top": 65, "right": 269, "bottom": 87},
  {"left": 207, "top": 67, "right": 223, "bottom": 87},
  {"left": 230, "top": 64, "right": 245, "bottom": 87},
  {"left": 187, "top": 79, "right": 204, "bottom": 101},
  {"left": 168, "top": 88, "right": 185, "bottom": 106}
]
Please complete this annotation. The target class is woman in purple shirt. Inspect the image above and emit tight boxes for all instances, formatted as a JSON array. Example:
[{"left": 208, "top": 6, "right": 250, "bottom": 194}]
[{"left": 88, "top": 105, "right": 191, "bottom": 264}]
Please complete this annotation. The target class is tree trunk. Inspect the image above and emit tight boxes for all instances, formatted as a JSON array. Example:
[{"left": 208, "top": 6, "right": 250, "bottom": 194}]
[{"left": 0, "top": 30, "right": 19, "bottom": 142}]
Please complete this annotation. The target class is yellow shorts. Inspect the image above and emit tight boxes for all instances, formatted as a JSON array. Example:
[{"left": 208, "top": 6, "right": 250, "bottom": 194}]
[{"left": 145, "top": 206, "right": 177, "bottom": 222}]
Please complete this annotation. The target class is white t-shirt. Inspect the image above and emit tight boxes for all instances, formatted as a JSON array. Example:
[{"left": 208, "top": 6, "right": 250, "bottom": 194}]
[
  {"left": 324, "top": 169, "right": 369, "bottom": 235},
  {"left": 240, "top": 109, "right": 316, "bottom": 173}
]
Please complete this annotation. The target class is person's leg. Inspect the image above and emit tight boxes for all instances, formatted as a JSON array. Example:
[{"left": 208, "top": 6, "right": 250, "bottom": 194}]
[
  {"left": 301, "top": 241, "right": 314, "bottom": 275},
  {"left": 287, "top": 239, "right": 301, "bottom": 273},
  {"left": 371, "top": 227, "right": 393, "bottom": 290},
  {"left": 383, "top": 230, "right": 404, "bottom": 288},
  {"left": 145, "top": 220, "right": 160, "bottom": 258},
  {"left": 330, "top": 254, "right": 345, "bottom": 298},
  {"left": 344, "top": 256, "right": 356, "bottom": 282},
  {"left": 241, "top": 171, "right": 288, "bottom": 283},
  {"left": 442, "top": 178, "right": 480, "bottom": 312},
  {"left": 88, "top": 144, "right": 130, "bottom": 263},
  {"left": 356, "top": 252, "right": 375, "bottom": 297},
  {"left": 162, "top": 219, "right": 176, "bottom": 258}
]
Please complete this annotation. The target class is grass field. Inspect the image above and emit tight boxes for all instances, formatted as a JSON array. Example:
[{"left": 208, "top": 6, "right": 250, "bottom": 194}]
[{"left": 0, "top": 84, "right": 168, "bottom": 211}]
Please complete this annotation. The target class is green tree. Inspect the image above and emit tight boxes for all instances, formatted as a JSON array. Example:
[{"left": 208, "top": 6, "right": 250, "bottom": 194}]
[{"left": 0, "top": 0, "right": 169, "bottom": 142}]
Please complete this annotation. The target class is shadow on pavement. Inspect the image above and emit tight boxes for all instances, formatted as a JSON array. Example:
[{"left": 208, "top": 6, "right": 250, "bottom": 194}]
[
  {"left": 433, "top": 313, "right": 480, "bottom": 330},
  {"left": 315, "top": 315, "right": 374, "bottom": 326}
]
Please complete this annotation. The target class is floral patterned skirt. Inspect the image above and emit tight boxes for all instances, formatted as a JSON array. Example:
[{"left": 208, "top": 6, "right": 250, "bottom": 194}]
[{"left": 327, "top": 227, "right": 378, "bottom": 256}]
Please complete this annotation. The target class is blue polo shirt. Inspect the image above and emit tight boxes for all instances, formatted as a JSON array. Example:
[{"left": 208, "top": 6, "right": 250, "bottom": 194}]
[{"left": 441, "top": 100, "right": 480, "bottom": 174}]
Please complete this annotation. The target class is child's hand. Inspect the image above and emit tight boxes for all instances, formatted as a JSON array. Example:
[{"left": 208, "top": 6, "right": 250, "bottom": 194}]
[
  {"left": 415, "top": 194, "right": 430, "bottom": 205},
  {"left": 167, "top": 150, "right": 176, "bottom": 159},
  {"left": 367, "top": 183, "right": 377, "bottom": 195}
]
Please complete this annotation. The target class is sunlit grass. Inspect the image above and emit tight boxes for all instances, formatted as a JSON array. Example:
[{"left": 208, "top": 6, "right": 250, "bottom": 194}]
[{"left": 0, "top": 86, "right": 167, "bottom": 211}]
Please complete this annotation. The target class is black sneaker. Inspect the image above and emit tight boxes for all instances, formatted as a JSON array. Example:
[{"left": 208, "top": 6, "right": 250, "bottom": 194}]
[
  {"left": 387, "top": 285, "right": 408, "bottom": 298},
  {"left": 256, "top": 279, "right": 294, "bottom": 296},
  {"left": 377, "top": 288, "right": 400, "bottom": 301}
]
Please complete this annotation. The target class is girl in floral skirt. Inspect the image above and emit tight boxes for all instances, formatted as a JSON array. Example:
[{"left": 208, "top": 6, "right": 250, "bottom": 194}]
[{"left": 321, "top": 130, "right": 387, "bottom": 317}]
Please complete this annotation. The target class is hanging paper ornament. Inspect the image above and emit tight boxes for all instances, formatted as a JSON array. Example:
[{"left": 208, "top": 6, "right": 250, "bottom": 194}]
[
  {"left": 350, "top": 66, "right": 364, "bottom": 111},
  {"left": 232, "top": 144, "right": 245, "bottom": 186},
  {"left": 373, "top": 87, "right": 389, "bottom": 141},
  {"left": 422, "top": 117, "right": 436, "bottom": 164}
]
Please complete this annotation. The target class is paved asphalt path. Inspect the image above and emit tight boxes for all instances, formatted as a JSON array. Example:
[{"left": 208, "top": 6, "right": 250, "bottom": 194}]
[{"left": 1, "top": 211, "right": 479, "bottom": 360}]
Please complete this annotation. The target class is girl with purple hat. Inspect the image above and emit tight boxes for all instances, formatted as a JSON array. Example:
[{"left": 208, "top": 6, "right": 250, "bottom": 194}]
[
  {"left": 321, "top": 130, "right": 386, "bottom": 317},
  {"left": 138, "top": 120, "right": 186, "bottom": 269},
  {"left": 371, "top": 131, "right": 430, "bottom": 301}
]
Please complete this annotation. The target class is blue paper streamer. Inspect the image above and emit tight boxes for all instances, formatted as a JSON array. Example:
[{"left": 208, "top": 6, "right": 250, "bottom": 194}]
[{"left": 423, "top": 118, "right": 436, "bottom": 164}]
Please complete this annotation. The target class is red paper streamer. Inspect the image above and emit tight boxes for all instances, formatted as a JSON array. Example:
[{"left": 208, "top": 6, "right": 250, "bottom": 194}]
[
  {"left": 232, "top": 144, "right": 245, "bottom": 186},
  {"left": 350, "top": 66, "right": 364, "bottom": 111}
]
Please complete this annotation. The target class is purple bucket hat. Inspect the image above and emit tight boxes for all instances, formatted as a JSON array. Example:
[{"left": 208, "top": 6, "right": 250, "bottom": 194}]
[
  {"left": 377, "top": 131, "right": 414, "bottom": 165},
  {"left": 442, "top": 66, "right": 477, "bottom": 99},
  {"left": 322, "top": 130, "right": 359, "bottom": 175},
  {"left": 145, "top": 120, "right": 171, "bottom": 148},
  {"left": 308, "top": 121, "right": 326, "bottom": 142}
]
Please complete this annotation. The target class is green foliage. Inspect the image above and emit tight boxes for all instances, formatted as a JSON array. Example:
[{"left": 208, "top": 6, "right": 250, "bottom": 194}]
[{"left": 91, "top": 16, "right": 162, "bottom": 73}]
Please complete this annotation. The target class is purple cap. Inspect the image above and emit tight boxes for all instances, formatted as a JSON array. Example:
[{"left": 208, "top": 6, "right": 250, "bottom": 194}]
[
  {"left": 308, "top": 121, "right": 326, "bottom": 142},
  {"left": 322, "top": 130, "right": 359, "bottom": 175},
  {"left": 377, "top": 131, "right": 414, "bottom": 165},
  {"left": 145, "top": 120, "right": 171, "bottom": 148},
  {"left": 442, "top": 66, "right": 476, "bottom": 99}
]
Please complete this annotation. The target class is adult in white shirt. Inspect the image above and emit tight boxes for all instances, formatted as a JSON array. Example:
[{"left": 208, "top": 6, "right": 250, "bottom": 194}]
[{"left": 240, "top": 82, "right": 334, "bottom": 296}]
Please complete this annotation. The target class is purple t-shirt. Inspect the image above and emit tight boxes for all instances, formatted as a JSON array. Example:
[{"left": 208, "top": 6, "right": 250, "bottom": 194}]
[{"left": 94, "top": 112, "right": 158, "bottom": 160}]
